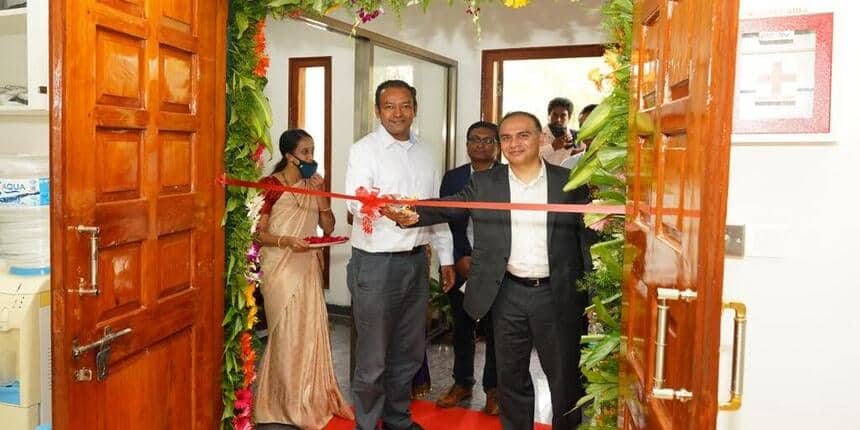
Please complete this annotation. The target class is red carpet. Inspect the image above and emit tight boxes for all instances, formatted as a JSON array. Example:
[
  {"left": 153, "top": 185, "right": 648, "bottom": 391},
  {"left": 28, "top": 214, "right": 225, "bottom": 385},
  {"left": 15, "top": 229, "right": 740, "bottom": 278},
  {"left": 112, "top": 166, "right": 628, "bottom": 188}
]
[{"left": 324, "top": 400, "right": 551, "bottom": 430}]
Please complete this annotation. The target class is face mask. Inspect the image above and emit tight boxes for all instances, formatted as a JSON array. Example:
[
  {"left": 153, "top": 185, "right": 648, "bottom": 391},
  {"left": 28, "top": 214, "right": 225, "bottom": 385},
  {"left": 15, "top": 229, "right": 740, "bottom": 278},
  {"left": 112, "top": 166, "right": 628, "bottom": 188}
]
[
  {"left": 294, "top": 157, "right": 318, "bottom": 179},
  {"left": 548, "top": 124, "right": 567, "bottom": 138}
]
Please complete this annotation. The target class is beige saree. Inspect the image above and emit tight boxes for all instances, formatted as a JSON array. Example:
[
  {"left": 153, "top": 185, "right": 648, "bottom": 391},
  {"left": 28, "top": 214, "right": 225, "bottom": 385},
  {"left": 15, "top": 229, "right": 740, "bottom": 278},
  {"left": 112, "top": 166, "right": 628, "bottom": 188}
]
[{"left": 255, "top": 179, "right": 353, "bottom": 429}]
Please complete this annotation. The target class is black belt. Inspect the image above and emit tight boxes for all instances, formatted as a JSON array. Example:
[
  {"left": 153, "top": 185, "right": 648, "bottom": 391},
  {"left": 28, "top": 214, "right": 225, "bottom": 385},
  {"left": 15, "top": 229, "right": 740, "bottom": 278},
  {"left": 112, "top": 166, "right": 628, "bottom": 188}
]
[
  {"left": 363, "top": 245, "right": 425, "bottom": 256},
  {"left": 505, "top": 272, "right": 550, "bottom": 287}
]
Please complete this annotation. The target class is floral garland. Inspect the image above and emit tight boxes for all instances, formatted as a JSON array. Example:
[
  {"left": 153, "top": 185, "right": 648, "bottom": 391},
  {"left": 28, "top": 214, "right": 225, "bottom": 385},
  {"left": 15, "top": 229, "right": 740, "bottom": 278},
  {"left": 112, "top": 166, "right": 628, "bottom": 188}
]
[
  {"left": 223, "top": 1, "right": 607, "bottom": 429},
  {"left": 564, "top": 0, "right": 633, "bottom": 428}
]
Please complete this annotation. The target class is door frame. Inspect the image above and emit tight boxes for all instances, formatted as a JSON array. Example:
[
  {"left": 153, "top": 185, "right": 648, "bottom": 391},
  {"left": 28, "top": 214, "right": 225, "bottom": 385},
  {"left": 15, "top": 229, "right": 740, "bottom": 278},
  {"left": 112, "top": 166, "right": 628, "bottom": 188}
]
[
  {"left": 48, "top": 0, "right": 228, "bottom": 426},
  {"left": 287, "top": 56, "right": 333, "bottom": 289},
  {"left": 479, "top": 44, "right": 605, "bottom": 123},
  {"left": 292, "top": 14, "right": 459, "bottom": 170}
]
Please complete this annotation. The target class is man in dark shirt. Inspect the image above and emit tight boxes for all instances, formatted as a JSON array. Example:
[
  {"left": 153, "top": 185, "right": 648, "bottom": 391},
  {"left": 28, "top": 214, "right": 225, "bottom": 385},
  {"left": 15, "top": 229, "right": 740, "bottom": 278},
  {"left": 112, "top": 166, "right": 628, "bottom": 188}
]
[{"left": 435, "top": 121, "right": 501, "bottom": 415}]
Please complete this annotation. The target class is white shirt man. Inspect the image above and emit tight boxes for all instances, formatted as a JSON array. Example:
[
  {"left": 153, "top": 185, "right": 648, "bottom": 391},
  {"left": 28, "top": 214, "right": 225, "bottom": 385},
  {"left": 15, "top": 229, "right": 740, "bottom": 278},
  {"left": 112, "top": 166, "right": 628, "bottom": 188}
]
[
  {"left": 344, "top": 81, "right": 453, "bottom": 430},
  {"left": 345, "top": 125, "right": 453, "bottom": 264}
]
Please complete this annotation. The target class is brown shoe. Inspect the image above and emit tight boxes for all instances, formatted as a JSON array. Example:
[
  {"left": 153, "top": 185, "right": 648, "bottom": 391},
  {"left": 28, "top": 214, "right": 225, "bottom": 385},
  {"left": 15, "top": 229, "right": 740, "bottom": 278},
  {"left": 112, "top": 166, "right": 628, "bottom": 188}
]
[
  {"left": 411, "top": 382, "right": 431, "bottom": 400},
  {"left": 435, "top": 384, "right": 473, "bottom": 408},
  {"left": 483, "top": 388, "right": 500, "bottom": 415}
]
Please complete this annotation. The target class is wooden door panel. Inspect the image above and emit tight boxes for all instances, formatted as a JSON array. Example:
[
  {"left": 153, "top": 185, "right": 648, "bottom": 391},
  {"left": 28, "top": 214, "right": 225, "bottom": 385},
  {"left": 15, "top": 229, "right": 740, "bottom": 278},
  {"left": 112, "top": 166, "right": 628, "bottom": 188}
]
[
  {"left": 666, "top": 0, "right": 692, "bottom": 99},
  {"left": 640, "top": 11, "right": 661, "bottom": 109},
  {"left": 95, "top": 242, "right": 144, "bottom": 320},
  {"left": 661, "top": 133, "right": 686, "bottom": 243},
  {"left": 159, "top": 131, "right": 194, "bottom": 191},
  {"left": 95, "top": 130, "right": 143, "bottom": 201},
  {"left": 157, "top": 195, "right": 196, "bottom": 233},
  {"left": 161, "top": 0, "right": 195, "bottom": 34},
  {"left": 621, "top": 0, "right": 738, "bottom": 428},
  {"left": 96, "top": 0, "right": 145, "bottom": 18},
  {"left": 101, "top": 328, "right": 193, "bottom": 429},
  {"left": 52, "top": 0, "right": 224, "bottom": 428},
  {"left": 160, "top": 47, "right": 195, "bottom": 113}
]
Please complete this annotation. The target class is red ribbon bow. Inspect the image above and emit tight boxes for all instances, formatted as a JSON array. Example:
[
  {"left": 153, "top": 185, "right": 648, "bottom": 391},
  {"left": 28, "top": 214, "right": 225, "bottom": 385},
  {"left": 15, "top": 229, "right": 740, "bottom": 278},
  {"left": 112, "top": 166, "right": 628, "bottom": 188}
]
[{"left": 355, "top": 186, "right": 383, "bottom": 234}]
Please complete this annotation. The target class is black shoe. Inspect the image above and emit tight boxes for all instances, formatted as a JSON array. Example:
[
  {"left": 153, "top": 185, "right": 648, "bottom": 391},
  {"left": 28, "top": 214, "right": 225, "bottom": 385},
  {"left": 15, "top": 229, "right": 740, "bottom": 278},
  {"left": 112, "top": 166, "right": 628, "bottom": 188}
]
[{"left": 380, "top": 422, "right": 424, "bottom": 430}]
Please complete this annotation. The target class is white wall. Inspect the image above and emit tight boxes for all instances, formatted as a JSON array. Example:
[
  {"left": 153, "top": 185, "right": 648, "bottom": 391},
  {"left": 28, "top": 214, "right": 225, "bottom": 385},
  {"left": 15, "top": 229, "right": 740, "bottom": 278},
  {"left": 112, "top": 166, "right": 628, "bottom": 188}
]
[
  {"left": 0, "top": 116, "right": 48, "bottom": 155},
  {"left": 718, "top": 1, "right": 860, "bottom": 428},
  {"left": 265, "top": 19, "right": 356, "bottom": 306}
]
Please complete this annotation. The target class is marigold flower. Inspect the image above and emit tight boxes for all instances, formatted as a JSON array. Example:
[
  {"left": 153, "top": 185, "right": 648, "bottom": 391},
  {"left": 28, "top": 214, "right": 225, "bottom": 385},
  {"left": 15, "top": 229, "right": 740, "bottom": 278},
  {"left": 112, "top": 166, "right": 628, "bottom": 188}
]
[{"left": 503, "top": 0, "right": 530, "bottom": 8}]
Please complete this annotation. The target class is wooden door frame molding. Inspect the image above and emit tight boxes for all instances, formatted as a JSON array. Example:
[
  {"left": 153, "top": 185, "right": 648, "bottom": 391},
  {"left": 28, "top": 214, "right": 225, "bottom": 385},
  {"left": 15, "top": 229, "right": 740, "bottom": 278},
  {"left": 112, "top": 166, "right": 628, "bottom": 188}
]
[
  {"left": 287, "top": 56, "right": 333, "bottom": 195},
  {"left": 49, "top": 0, "right": 227, "bottom": 426},
  {"left": 287, "top": 56, "right": 333, "bottom": 289},
  {"left": 480, "top": 44, "right": 606, "bottom": 122}
]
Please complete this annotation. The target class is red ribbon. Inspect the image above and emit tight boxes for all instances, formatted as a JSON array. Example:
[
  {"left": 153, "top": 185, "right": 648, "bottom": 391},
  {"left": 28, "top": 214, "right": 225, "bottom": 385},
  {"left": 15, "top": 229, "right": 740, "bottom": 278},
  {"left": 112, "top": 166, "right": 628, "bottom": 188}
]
[{"left": 220, "top": 175, "right": 626, "bottom": 218}]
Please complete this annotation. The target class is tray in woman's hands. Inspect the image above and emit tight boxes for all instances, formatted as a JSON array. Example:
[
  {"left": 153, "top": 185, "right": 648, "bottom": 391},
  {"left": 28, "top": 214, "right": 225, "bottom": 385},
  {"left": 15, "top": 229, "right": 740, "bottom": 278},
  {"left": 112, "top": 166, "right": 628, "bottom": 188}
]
[{"left": 304, "top": 235, "right": 349, "bottom": 248}]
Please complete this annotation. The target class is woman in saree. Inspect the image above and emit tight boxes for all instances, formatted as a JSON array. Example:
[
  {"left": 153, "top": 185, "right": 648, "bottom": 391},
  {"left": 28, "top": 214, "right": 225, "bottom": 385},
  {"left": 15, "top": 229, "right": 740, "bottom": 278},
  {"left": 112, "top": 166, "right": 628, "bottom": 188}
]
[{"left": 254, "top": 129, "right": 354, "bottom": 429}]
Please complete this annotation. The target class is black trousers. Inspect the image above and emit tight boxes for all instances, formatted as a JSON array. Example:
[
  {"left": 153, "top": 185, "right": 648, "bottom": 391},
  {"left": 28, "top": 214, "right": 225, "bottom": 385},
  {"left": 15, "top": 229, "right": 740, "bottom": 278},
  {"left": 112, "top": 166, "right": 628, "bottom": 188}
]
[
  {"left": 448, "top": 287, "right": 497, "bottom": 390},
  {"left": 347, "top": 247, "right": 428, "bottom": 430},
  {"left": 491, "top": 277, "right": 584, "bottom": 430}
]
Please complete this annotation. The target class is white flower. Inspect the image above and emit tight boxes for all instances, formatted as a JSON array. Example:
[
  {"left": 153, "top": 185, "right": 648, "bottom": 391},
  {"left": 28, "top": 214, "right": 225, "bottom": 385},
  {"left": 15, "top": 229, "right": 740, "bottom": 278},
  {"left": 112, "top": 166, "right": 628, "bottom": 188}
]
[{"left": 247, "top": 193, "right": 265, "bottom": 234}]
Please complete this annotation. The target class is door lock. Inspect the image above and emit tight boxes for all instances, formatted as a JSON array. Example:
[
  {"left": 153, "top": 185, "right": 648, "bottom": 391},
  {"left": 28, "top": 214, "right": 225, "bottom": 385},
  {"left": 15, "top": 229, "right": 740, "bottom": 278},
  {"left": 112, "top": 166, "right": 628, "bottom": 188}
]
[
  {"left": 71, "top": 325, "right": 132, "bottom": 382},
  {"left": 74, "top": 368, "right": 93, "bottom": 382}
]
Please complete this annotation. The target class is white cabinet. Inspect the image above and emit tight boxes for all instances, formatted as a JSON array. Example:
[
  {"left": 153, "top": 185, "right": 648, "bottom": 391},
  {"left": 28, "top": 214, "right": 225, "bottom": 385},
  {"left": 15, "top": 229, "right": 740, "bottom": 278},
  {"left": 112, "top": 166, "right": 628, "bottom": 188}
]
[{"left": 0, "top": 0, "right": 48, "bottom": 114}]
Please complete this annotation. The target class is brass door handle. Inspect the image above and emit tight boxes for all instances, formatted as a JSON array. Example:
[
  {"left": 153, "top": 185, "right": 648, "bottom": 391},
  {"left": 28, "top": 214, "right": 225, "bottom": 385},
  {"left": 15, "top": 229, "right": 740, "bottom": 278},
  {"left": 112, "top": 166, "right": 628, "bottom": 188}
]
[
  {"left": 68, "top": 225, "right": 100, "bottom": 296},
  {"left": 720, "top": 301, "right": 747, "bottom": 411},
  {"left": 651, "top": 288, "right": 697, "bottom": 402}
]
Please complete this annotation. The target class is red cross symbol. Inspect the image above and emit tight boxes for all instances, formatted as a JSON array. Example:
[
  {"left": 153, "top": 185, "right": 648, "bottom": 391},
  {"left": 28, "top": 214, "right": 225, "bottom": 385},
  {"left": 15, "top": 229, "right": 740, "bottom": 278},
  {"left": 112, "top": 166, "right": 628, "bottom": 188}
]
[{"left": 758, "top": 62, "right": 797, "bottom": 96}]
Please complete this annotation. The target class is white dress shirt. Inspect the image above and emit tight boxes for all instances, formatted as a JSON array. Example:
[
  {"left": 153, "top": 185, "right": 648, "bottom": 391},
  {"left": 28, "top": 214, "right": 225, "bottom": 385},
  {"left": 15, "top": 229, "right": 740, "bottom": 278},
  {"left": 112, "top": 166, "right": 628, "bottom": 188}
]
[
  {"left": 506, "top": 162, "right": 550, "bottom": 278},
  {"left": 539, "top": 126, "right": 581, "bottom": 166},
  {"left": 345, "top": 126, "right": 454, "bottom": 265}
]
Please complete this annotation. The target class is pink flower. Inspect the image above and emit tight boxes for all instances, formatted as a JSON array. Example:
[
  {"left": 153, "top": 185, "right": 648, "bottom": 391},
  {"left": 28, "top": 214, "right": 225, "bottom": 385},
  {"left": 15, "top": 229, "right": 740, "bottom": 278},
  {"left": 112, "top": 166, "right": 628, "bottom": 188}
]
[
  {"left": 231, "top": 415, "right": 252, "bottom": 430},
  {"left": 246, "top": 242, "right": 261, "bottom": 261},
  {"left": 357, "top": 8, "right": 382, "bottom": 23},
  {"left": 251, "top": 143, "right": 265, "bottom": 163},
  {"left": 234, "top": 387, "right": 253, "bottom": 412}
]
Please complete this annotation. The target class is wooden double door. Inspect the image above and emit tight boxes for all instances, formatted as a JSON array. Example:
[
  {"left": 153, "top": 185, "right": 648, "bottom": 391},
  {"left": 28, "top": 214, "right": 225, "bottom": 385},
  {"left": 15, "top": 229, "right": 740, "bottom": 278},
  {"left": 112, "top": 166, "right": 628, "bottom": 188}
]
[
  {"left": 50, "top": 0, "right": 226, "bottom": 428},
  {"left": 620, "top": 0, "right": 740, "bottom": 429}
]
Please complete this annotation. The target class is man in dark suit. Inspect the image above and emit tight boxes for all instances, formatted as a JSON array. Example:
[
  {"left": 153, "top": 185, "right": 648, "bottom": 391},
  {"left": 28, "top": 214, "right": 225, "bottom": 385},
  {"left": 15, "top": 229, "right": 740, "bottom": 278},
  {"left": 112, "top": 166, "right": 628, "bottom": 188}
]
[
  {"left": 435, "top": 121, "right": 501, "bottom": 414},
  {"left": 383, "top": 111, "right": 589, "bottom": 430}
]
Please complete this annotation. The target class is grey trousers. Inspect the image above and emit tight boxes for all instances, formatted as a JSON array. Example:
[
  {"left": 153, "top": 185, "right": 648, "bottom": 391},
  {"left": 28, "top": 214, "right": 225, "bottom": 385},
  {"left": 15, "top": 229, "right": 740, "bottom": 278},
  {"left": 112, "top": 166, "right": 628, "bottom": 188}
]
[
  {"left": 492, "top": 277, "right": 584, "bottom": 430},
  {"left": 347, "top": 247, "right": 429, "bottom": 430}
]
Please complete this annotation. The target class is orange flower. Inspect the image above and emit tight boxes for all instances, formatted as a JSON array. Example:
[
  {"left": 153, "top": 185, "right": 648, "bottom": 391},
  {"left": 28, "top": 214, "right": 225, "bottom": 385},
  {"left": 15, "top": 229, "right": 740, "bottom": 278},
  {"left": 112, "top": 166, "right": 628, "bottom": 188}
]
[
  {"left": 242, "top": 355, "right": 256, "bottom": 387},
  {"left": 253, "top": 20, "right": 267, "bottom": 54},
  {"left": 239, "top": 331, "right": 257, "bottom": 387},
  {"left": 253, "top": 55, "right": 270, "bottom": 77},
  {"left": 240, "top": 332, "right": 253, "bottom": 355},
  {"left": 252, "top": 19, "right": 270, "bottom": 77}
]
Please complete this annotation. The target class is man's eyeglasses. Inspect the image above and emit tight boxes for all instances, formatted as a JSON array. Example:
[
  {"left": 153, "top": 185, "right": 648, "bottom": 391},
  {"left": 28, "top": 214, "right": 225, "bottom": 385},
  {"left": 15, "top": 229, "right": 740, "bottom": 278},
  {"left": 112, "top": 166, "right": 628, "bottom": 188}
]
[{"left": 467, "top": 136, "right": 498, "bottom": 145}]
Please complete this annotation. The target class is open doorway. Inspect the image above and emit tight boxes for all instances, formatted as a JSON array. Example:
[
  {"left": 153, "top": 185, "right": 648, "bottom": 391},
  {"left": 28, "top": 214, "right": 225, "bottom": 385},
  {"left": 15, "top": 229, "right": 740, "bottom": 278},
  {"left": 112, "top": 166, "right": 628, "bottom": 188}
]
[{"left": 481, "top": 45, "right": 609, "bottom": 124}]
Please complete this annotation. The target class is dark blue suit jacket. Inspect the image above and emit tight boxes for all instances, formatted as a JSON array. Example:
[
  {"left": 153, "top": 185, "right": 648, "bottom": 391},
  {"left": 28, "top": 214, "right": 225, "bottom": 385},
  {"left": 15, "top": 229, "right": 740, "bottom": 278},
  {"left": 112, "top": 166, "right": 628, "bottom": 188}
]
[{"left": 440, "top": 162, "right": 501, "bottom": 288}]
